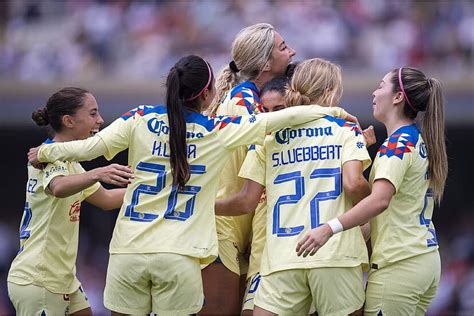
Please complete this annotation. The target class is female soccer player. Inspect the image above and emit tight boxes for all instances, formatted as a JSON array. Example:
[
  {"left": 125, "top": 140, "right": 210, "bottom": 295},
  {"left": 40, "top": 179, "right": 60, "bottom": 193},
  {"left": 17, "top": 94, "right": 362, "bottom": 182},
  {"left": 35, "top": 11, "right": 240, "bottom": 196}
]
[
  {"left": 28, "top": 55, "right": 353, "bottom": 315},
  {"left": 203, "top": 22, "right": 296, "bottom": 314},
  {"left": 7, "top": 87, "right": 132, "bottom": 316},
  {"left": 241, "top": 76, "right": 290, "bottom": 315},
  {"left": 216, "top": 58, "right": 373, "bottom": 315},
  {"left": 297, "top": 67, "right": 447, "bottom": 315}
]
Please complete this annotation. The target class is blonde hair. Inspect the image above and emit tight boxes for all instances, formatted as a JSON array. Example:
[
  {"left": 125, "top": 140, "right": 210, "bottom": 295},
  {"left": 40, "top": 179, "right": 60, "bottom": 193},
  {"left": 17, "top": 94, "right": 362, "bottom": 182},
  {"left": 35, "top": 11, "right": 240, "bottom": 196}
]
[
  {"left": 209, "top": 23, "right": 275, "bottom": 114},
  {"left": 390, "top": 67, "right": 448, "bottom": 204},
  {"left": 285, "top": 58, "right": 343, "bottom": 108}
]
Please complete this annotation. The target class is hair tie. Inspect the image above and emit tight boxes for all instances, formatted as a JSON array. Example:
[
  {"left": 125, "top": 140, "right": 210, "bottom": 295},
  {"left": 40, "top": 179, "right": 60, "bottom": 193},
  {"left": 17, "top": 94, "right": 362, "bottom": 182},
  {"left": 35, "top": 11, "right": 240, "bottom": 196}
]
[
  {"left": 398, "top": 67, "right": 417, "bottom": 113},
  {"left": 229, "top": 60, "right": 240, "bottom": 73},
  {"left": 427, "top": 78, "right": 433, "bottom": 90},
  {"left": 186, "top": 61, "right": 212, "bottom": 101}
]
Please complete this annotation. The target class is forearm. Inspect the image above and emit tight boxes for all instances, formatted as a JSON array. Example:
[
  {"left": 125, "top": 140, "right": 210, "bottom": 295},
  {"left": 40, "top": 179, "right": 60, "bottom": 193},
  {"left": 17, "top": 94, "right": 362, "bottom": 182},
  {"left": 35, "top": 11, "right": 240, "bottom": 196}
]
[
  {"left": 264, "top": 105, "right": 347, "bottom": 133},
  {"left": 38, "top": 135, "right": 108, "bottom": 163},
  {"left": 49, "top": 171, "right": 100, "bottom": 198},
  {"left": 338, "top": 195, "right": 387, "bottom": 231},
  {"left": 86, "top": 187, "right": 126, "bottom": 210},
  {"left": 215, "top": 195, "right": 257, "bottom": 216}
]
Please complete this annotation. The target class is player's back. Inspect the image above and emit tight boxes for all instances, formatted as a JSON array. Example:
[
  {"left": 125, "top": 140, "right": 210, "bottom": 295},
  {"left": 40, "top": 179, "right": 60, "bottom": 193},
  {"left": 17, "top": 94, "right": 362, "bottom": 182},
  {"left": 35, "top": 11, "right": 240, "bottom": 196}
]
[
  {"left": 104, "top": 105, "right": 267, "bottom": 264},
  {"left": 260, "top": 116, "right": 370, "bottom": 275}
]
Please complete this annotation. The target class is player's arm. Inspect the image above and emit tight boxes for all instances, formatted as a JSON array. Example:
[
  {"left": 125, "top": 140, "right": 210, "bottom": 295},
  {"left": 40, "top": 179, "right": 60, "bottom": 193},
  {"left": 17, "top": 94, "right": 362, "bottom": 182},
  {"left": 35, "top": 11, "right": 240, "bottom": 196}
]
[
  {"left": 342, "top": 160, "right": 370, "bottom": 205},
  {"left": 47, "top": 164, "right": 133, "bottom": 198},
  {"left": 296, "top": 179, "right": 395, "bottom": 257},
  {"left": 263, "top": 104, "right": 354, "bottom": 133},
  {"left": 29, "top": 114, "right": 132, "bottom": 165},
  {"left": 215, "top": 179, "right": 264, "bottom": 216},
  {"left": 85, "top": 186, "right": 126, "bottom": 210}
]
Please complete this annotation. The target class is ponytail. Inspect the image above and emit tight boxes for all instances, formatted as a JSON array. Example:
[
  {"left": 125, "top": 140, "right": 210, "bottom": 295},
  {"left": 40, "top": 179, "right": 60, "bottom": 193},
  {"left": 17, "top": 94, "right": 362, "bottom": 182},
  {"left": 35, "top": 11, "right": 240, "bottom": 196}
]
[
  {"left": 391, "top": 67, "right": 448, "bottom": 204},
  {"left": 166, "top": 68, "right": 190, "bottom": 188},
  {"left": 165, "top": 55, "right": 213, "bottom": 188},
  {"left": 208, "top": 65, "right": 239, "bottom": 115},
  {"left": 422, "top": 78, "right": 447, "bottom": 204}
]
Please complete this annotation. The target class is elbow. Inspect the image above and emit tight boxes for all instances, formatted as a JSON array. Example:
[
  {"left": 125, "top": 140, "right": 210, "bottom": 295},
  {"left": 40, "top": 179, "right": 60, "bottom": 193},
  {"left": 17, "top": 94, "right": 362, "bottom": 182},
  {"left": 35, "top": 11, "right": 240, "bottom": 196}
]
[
  {"left": 343, "top": 176, "right": 368, "bottom": 197},
  {"left": 375, "top": 196, "right": 391, "bottom": 214},
  {"left": 50, "top": 186, "right": 68, "bottom": 198}
]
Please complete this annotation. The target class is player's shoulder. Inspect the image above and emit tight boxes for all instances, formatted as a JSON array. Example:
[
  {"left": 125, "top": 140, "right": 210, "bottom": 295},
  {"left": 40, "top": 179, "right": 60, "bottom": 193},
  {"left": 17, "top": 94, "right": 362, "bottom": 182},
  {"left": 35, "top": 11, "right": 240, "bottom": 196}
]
[
  {"left": 322, "top": 116, "right": 362, "bottom": 137},
  {"left": 377, "top": 125, "right": 420, "bottom": 160},
  {"left": 228, "top": 81, "right": 262, "bottom": 114},
  {"left": 119, "top": 105, "right": 164, "bottom": 121}
]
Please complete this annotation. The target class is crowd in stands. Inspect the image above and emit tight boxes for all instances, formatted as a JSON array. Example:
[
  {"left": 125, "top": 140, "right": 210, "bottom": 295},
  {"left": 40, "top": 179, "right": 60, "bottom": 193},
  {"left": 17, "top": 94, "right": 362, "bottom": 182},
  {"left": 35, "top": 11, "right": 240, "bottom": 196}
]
[{"left": 0, "top": 0, "right": 472, "bottom": 81}]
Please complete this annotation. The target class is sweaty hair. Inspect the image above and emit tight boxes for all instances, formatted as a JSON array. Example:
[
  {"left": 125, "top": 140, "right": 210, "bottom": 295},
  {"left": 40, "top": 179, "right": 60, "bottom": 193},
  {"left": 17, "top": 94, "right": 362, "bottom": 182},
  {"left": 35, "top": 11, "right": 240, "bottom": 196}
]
[
  {"left": 31, "top": 87, "right": 90, "bottom": 133},
  {"left": 166, "top": 55, "right": 213, "bottom": 188},
  {"left": 286, "top": 58, "right": 342, "bottom": 108},
  {"left": 389, "top": 67, "right": 448, "bottom": 204},
  {"left": 209, "top": 23, "right": 275, "bottom": 114}
]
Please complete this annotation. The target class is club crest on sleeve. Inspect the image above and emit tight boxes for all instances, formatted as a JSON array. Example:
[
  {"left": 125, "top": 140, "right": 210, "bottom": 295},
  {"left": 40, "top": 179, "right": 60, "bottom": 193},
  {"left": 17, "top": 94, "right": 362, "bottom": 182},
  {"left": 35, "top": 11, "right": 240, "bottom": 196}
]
[{"left": 378, "top": 133, "right": 416, "bottom": 159}]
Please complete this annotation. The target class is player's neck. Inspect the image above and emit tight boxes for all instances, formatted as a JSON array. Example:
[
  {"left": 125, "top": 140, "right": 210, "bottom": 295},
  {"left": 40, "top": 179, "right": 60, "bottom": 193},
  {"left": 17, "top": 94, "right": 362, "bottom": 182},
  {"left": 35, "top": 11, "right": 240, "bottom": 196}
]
[
  {"left": 53, "top": 132, "right": 76, "bottom": 143},
  {"left": 385, "top": 117, "right": 415, "bottom": 136}
]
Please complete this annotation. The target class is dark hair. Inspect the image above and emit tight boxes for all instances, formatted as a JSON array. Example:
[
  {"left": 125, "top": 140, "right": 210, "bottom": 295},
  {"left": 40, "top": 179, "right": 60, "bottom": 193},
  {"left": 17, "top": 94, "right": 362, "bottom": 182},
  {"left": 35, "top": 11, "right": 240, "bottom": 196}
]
[
  {"left": 166, "top": 55, "right": 213, "bottom": 188},
  {"left": 390, "top": 67, "right": 447, "bottom": 203},
  {"left": 31, "top": 87, "right": 90, "bottom": 133},
  {"left": 260, "top": 76, "right": 290, "bottom": 97},
  {"left": 260, "top": 62, "right": 299, "bottom": 97}
]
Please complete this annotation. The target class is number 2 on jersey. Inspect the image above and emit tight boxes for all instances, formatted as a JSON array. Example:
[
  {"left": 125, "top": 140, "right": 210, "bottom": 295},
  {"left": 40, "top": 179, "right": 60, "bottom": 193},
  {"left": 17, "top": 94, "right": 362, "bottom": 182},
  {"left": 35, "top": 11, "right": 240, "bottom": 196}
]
[
  {"left": 124, "top": 162, "right": 205, "bottom": 222},
  {"left": 273, "top": 167, "right": 341, "bottom": 237}
]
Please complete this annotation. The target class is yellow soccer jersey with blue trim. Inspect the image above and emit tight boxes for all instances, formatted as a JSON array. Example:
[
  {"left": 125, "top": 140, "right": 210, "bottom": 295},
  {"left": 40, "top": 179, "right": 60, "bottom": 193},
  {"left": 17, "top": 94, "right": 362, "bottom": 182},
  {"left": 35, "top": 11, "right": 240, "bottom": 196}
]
[
  {"left": 215, "top": 81, "right": 263, "bottom": 253},
  {"left": 369, "top": 124, "right": 438, "bottom": 269},
  {"left": 8, "top": 140, "right": 100, "bottom": 294},
  {"left": 243, "top": 116, "right": 371, "bottom": 275},
  {"left": 38, "top": 105, "right": 269, "bottom": 265}
]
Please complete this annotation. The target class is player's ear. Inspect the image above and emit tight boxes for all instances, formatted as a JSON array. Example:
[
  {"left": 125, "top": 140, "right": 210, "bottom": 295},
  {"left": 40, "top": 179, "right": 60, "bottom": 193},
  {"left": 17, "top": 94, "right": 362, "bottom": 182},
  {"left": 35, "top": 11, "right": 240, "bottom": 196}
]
[
  {"left": 393, "top": 91, "right": 404, "bottom": 106},
  {"left": 262, "top": 61, "right": 271, "bottom": 72},
  {"left": 62, "top": 115, "right": 74, "bottom": 129}
]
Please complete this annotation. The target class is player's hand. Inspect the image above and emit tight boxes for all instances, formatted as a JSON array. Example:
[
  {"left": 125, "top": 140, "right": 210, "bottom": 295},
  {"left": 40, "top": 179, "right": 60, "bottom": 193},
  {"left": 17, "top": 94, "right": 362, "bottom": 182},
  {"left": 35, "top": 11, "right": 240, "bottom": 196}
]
[
  {"left": 28, "top": 146, "right": 45, "bottom": 169},
  {"left": 344, "top": 112, "right": 359, "bottom": 125},
  {"left": 92, "top": 164, "right": 134, "bottom": 187},
  {"left": 296, "top": 224, "right": 333, "bottom": 257},
  {"left": 363, "top": 125, "right": 376, "bottom": 147}
]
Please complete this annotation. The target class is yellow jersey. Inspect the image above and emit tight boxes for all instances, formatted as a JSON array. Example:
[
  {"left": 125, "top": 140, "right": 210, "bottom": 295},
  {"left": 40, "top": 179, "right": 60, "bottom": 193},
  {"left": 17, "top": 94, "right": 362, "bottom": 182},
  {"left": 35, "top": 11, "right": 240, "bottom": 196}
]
[
  {"left": 8, "top": 139, "right": 100, "bottom": 294},
  {"left": 369, "top": 124, "right": 438, "bottom": 269},
  {"left": 240, "top": 116, "right": 371, "bottom": 275}
]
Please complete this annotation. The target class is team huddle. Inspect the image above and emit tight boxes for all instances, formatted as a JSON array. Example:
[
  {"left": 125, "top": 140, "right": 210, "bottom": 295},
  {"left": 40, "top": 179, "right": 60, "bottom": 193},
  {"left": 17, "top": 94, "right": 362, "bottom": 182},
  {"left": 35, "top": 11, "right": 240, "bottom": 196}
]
[{"left": 7, "top": 23, "right": 447, "bottom": 316}]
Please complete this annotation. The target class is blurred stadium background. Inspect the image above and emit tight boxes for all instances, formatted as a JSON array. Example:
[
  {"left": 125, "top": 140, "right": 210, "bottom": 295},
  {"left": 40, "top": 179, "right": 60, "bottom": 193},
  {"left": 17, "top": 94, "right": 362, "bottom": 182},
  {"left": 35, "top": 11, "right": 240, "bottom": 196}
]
[{"left": 0, "top": 0, "right": 472, "bottom": 314}]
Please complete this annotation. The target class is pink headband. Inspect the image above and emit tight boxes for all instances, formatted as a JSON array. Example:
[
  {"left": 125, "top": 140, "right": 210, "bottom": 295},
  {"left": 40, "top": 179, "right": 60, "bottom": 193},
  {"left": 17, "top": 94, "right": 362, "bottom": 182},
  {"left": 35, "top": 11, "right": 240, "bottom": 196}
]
[
  {"left": 186, "top": 61, "right": 212, "bottom": 101},
  {"left": 398, "top": 67, "right": 417, "bottom": 112}
]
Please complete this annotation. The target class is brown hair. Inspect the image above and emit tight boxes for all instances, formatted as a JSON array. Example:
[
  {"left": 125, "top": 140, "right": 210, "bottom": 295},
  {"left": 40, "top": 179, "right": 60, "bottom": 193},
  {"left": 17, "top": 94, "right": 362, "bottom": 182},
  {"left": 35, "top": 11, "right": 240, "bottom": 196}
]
[
  {"left": 31, "top": 87, "right": 90, "bottom": 133},
  {"left": 390, "top": 67, "right": 448, "bottom": 203}
]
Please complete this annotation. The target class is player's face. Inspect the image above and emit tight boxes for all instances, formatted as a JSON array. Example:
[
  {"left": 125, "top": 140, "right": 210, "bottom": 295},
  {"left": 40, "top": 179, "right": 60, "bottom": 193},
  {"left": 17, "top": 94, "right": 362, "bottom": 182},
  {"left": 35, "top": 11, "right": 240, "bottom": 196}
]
[
  {"left": 71, "top": 93, "right": 104, "bottom": 140},
  {"left": 200, "top": 79, "right": 216, "bottom": 112},
  {"left": 268, "top": 32, "right": 296, "bottom": 77},
  {"left": 261, "top": 90, "right": 286, "bottom": 113},
  {"left": 372, "top": 72, "right": 395, "bottom": 122}
]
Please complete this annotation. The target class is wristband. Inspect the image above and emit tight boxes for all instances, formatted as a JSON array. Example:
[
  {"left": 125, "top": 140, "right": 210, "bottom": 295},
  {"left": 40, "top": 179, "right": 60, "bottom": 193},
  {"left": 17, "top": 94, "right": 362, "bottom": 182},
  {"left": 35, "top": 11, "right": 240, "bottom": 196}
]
[{"left": 327, "top": 218, "right": 344, "bottom": 234}]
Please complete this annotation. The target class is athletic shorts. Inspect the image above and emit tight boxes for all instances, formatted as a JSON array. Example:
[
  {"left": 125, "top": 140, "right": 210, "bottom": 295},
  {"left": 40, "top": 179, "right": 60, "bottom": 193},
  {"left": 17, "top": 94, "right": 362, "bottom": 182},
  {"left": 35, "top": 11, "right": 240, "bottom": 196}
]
[
  {"left": 255, "top": 266, "right": 364, "bottom": 316},
  {"left": 365, "top": 250, "right": 441, "bottom": 315},
  {"left": 202, "top": 239, "right": 249, "bottom": 276},
  {"left": 104, "top": 253, "right": 204, "bottom": 315},
  {"left": 7, "top": 282, "right": 89, "bottom": 315}
]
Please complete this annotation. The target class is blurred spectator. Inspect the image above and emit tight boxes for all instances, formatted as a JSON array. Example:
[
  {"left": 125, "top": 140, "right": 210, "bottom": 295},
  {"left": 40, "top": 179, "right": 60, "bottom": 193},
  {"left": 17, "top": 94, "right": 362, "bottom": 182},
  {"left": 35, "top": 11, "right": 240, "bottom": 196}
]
[{"left": 0, "top": 0, "right": 472, "bottom": 81}]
